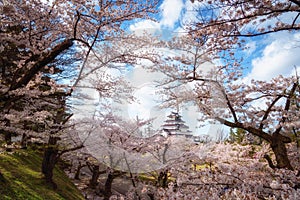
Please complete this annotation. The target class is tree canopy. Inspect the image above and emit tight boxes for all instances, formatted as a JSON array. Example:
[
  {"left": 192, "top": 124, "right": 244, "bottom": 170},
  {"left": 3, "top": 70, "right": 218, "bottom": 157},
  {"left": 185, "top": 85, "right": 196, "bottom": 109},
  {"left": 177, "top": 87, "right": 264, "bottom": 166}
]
[{"left": 1, "top": 0, "right": 300, "bottom": 199}]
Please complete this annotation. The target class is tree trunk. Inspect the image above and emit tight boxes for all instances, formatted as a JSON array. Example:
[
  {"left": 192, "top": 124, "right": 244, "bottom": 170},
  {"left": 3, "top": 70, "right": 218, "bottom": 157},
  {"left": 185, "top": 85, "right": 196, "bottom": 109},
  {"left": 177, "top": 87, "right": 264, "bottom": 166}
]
[
  {"left": 157, "top": 170, "right": 168, "bottom": 188},
  {"left": 3, "top": 119, "right": 12, "bottom": 146},
  {"left": 42, "top": 148, "right": 58, "bottom": 189},
  {"left": 20, "top": 133, "right": 27, "bottom": 149},
  {"left": 89, "top": 165, "right": 100, "bottom": 189},
  {"left": 0, "top": 170, "right": 5, "bottom": 183},
  {"left": 4, "top": 132, "right": 12, "bottom": 145},
  {"left": 270, "top": 138, "right": 293, "bottom": 170},
  {"left": 220, "top": 118, "right": 294, "bottom": 170},
  {"left": 74, "top": 162, "right": 86, "bottom": 180},
  {"left": 41, "top": 136, "right": 59, "bottom": 189},
  {"left": 103, "top": 172, "right": 114, "bottom": 200}
]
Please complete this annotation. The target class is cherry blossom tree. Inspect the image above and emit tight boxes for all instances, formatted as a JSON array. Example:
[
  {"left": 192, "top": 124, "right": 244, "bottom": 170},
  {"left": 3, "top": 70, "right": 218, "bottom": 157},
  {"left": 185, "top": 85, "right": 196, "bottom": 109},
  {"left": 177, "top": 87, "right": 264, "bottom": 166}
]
[
  {"left": 188, "top": 0, "right": 300, "bottom": 170},
  {"left": 126, "top": 143, "right": 300, "bottom": 200},
  {"left": 0, "top": 0, "right": 159, "bottom": 187},
  {"left": 113, "top": 1, "right": 300, "bottom": 198},
  {"left": 189, "top": 0, "right": 300, "bottom": 53},
  {"left": 146, "top": 0, "right": 300, "bottom": 171},
  {"left": 156, "top": 35, "right": 299, "bottom": 170},
  {"left": 68, "top": 103, "right": 200, "bottom": 199}
]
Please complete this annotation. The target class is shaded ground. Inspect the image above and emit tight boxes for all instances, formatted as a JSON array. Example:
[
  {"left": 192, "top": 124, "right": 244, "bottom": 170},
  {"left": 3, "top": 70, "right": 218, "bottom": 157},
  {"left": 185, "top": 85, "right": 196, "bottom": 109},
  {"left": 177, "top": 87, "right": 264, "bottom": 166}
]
[
  {"left": 0, "top": 148, "right": 84, "bottom": 200},
  {"left": 67, "top": 166, "right": 133, "bottom": 199}
]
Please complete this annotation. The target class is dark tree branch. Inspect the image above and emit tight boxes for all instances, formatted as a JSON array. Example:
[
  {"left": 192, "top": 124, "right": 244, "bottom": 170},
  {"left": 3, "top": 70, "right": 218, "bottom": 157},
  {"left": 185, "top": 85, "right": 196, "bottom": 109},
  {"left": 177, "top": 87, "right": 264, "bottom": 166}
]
[
  {"left": 193, "top": 2, "right": 300, "bottom": 38},
  {"left": 72, "top": 24, "right": 102, "bottom": 87},
  {"left": 289, "top": 0, "right": 300, "bottom": 7},
  {"left": 274, "top": 82, "right": 298, "bottom": 135},
  {"left": 58, "top": 144, "right": 84, "bottom": 157},
  {"left": 199, "top": 7, "right": 299, "bottom": 30},
  {"left": 10, "top": 39, "right": 73, "bottom": 91},
  {"left": 230, "top": 27, "right": 300, "bottom": 37},
  {"left": 259, "top": 95, "right": 283, "bottom": 130},
  {"left": 73, "top": 10, "right": 81, "bottom": 39},
  {"left": 292, "top": 12, "right": 300, "bottom": 27},
  {"left": 216, "top": 117, "right": 273, "bottom": 142},
  {"left": 184, "top": 76, "right": 239, "bottom": 122},
  {"left": 264, "top": 154, "right": 276, "bottom": 169}
]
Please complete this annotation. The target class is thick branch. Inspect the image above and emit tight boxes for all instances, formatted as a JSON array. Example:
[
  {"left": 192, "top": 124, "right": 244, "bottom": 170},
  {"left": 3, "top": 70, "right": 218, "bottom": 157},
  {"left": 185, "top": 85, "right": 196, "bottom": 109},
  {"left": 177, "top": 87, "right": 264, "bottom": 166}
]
[
  {"left": 216, "top": 117, "right": 273, "bottom": 142},
  {"left": 10, "top": 39, "right": 73, "bottom": 91}
]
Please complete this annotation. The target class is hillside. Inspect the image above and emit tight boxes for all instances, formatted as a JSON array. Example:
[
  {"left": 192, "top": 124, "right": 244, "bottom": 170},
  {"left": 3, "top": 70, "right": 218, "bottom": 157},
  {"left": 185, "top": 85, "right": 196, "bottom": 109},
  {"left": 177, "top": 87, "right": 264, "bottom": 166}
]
[{"left": 0, "top": 148, "right": 84, "bottom": 200}]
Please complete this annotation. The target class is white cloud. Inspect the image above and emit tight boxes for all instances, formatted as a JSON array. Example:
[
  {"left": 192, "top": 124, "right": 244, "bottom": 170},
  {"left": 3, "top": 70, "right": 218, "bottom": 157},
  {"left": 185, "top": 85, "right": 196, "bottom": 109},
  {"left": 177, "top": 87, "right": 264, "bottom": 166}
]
[
  {"left": 124, "top": 67, "right": 166, "bottom": 124},
  {"left": 129, "top": 0, "right": 186, "bottom": 33},
  {"left": 129, "top": 20, "right": 160, "bottom": 34},
  {"left": 127, "top": 84, "right": 159, "bottom": 119},
  {"left": 160, "top": 0, "right": 184, "bottom": 28},
  {"left": 246, "top": 32, "right": 300, "bottom": 81},
  {"left": 180, "top": 0, "right": 202, "bottom": 26}
]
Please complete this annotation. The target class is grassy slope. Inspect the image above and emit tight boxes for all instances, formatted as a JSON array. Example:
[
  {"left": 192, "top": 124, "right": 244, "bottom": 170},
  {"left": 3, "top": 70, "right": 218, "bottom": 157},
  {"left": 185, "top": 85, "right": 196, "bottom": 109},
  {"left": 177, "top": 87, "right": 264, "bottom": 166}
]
[{"left": 0, "top": 148, "right": 84, "bottom": 200}]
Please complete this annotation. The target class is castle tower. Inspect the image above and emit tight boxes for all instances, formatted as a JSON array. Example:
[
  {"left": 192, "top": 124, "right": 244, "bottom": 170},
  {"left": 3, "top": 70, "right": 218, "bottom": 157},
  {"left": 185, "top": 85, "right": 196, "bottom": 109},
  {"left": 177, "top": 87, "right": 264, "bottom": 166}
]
[{"left": 162, "top": 111, "right": 192, "bottom": 138}]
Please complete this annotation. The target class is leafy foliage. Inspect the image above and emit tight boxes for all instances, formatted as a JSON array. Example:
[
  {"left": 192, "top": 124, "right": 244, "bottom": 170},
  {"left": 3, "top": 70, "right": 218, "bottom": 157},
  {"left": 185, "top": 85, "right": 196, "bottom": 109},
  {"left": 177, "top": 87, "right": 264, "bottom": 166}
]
[{"left": 228, "top": 128, "right": 246, "bottom": 144}]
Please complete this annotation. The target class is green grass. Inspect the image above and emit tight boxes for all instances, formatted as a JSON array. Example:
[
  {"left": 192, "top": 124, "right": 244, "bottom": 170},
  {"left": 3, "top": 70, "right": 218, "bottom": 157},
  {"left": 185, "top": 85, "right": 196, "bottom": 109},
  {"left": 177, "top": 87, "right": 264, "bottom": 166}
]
[{"left": 0, "top": 148, "right": 84, "bottom": 200}]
